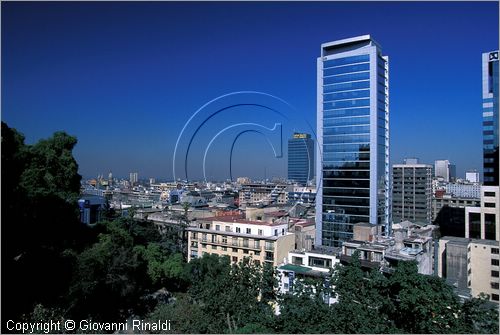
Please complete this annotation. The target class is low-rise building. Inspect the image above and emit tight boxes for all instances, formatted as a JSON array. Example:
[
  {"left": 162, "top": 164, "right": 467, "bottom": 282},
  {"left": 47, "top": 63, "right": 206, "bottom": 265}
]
[
  {"left": 186, "top": 214, "right": 295, "bottom": 266},
  {"left": 445, "top": 182, "right": 481, "bottom": 199},
  {"left": 465, "top": 185, "right": 499, "bottom": 241},
  {"left": 437, "top": 236, "right": 499, "bottom": 303},
  {"left": 277, "top": 247, "right": 340, "bottom": 305},
  {"left": 238, "top": 183, "right": 288, "bottom": 207},
  {"left": 339, "top": 221, "right": 436, "bottom": 275}
]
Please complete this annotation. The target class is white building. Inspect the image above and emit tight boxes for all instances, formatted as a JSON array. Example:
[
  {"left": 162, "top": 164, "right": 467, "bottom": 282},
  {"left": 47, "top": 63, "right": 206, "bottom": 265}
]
[
  {"left": 434, "top": 160, "right": 456, "bottom": 182},
  {"left": 465, "top": 185, "right": 499, "bottom": 241},
  {"left": 445, "top": 182, "right": 481, "bottom": 199},
  {"left": 277, "top": 248, "right": 340, "bottom": 305},
  {"left": 465, "top": 170, "right": 480, "bottom": 184}
]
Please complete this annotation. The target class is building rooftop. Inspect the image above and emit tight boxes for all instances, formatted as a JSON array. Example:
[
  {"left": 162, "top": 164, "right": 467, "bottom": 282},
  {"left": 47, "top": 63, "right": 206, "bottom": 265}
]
[
  {"left": 321, "top": 34, "right": 372, "bottom": 49},
  {"left": 198, "top": 215, "right": 287, "bottom": 226}
]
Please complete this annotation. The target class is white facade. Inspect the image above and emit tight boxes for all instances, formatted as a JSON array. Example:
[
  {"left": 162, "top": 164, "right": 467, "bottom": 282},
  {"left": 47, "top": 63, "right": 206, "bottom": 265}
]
[
  {"left": 277, "top": 250, "right": 340, "bottom": 305},
  {"left": 465, "top": 170, "right": 480, "bottom": 184},
  {"left": 445, "top": 182, "right": 481, "bottom": 199},
  {"left": 465, "top": 185, "right": 499, "bottom": 241},
  {"left": 434, "top": 160, "right": 455, "bottom": 182}
]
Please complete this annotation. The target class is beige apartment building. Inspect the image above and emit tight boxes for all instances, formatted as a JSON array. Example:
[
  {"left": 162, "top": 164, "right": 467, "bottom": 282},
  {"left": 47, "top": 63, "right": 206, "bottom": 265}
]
[
  {"left": 437, "top": 237, "right": 499, "bottom": 303},
  {"left": 187, "top": 214, "right": 295, "bottom": 266}
]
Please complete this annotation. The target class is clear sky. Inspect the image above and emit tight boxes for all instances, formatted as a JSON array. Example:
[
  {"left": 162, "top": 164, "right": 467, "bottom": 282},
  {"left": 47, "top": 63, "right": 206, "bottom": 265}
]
[{"left": 2, "top": 1, "right": 498, "bottom": 181}]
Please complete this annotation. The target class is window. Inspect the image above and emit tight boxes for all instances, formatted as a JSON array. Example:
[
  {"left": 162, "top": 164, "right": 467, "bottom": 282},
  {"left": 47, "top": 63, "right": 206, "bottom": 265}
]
[
  {"left": 236, "top": 227, "right": 241, "bottom": 233},
  {"left": 255, "top": 251, "right": 261, "bottom": 256},
  {"left": 309, "top": 257, "right": 332, "bottom": 268},
  {"left": 282, "top": 228, "right": 285, "bottom": 236},
  {"left": 485, "top": 214, "right": 497, "bottom": 240},
  {"left": 211, "top": 235, "right": 217, "bottom": 243},
  {"left": 222, "top": 246, "right": 227, "bottom": 251},
  {"left": 492, "top": 248, "right": 499, "bottom": 254},
  {"left": 232, "top": 248, "right": 238, "bottom": 253},
  {"left": 254, "top": 240, "right": 260, "bottom": 249},
  {"left": 246, "top": 228, "right": 251, "bottom": 234},
  {"left": 205, "top": 223, "right": 210, "bottom": 229},
  {"left": 274, "top": 229, "right": 278, "bottom": 236},
  {"left": 492, "top": 259, "right": 499, "bottom": 266},
  {"left": 284, "top": 283, "right": 289, "bottom": 290},
  {"left": 211, "top": 245, "right": 217, "bottom": 250},
  {"left": 243, "top": 249, "right": 249, "bottom": 254},
  {"left": 202, "top": 233, "right": 207, "bottom": 242},
  {"left": 491, "top": 282, "right": 499, "bottom": 289},
  {"left": 484, "top": 191, "right": 496, "bottom": 197},
  {"left": 202, "top": 244, "right": 207, "bottom": 249},
  {"left": 225, "top": 226, "right": 231, "bottom": 232},
  {"left": 492, "top": 294, "right": 499, "bottom": 301},
  {"left": 232, "top": 256, "right": 238, "bottom": 263},
  {"left": 468, "top": 213, "right": 481, "bottom": 239},
  {"left": 492, "top": 270, "right": 499, "bottom": 278},
  {"left": 243, "top": 239, "right": 249, "bottom": 247},
  {"left": 485, "top": 202, "right": 496, "bottom": 208},
  {"left": 192, "top": 232, "right": 197, "bottom": 239},
  {"left": 215, "top": 225, "right": 220, "bottom": 231},
  {"left": 232, "top": 238, "right": 238, "bottom": 246},
  {"left": 222, "top": 236, "right": 227, "bottom": 244},
  {"left": 258, "top": 229, "right": 263, "bottom": 236},
  {"left": 265, "top": 241, "right": 274, "bottom": 251}
]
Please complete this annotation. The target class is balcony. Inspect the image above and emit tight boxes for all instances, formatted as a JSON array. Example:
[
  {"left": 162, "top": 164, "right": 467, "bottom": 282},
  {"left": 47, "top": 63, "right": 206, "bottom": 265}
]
[{"left": 201, "top": 237, "right": 261, "bottom": 251}]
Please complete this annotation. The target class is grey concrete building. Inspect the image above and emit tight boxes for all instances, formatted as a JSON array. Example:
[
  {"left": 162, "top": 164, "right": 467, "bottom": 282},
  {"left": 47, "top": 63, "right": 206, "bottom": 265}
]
[{"left": 392, "top": 161, "right": 433, "bottom": 224}]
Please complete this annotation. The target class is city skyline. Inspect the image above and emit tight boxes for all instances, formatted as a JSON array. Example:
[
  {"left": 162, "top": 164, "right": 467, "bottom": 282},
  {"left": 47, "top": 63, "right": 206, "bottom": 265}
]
[{"left": 2, "top": 1, "right": 498, "bottom": 180}]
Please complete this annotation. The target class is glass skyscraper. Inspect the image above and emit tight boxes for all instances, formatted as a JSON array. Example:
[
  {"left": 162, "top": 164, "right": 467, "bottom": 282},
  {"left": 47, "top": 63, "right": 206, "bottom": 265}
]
[
  {"left": 288, "top": 133, "right": 314, "bottom": 185},
  {"left": 482, "top": 51, "right": 499, "bottom": 186},
  {"left": 316, "top": 35, "right": 390, "bottom": 247}
]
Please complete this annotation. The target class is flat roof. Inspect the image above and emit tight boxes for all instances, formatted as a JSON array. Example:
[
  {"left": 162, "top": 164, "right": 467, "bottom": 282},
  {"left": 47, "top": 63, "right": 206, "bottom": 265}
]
[
  {"left": 321, "top": 35, "right": 372, "bottom": 49},
  {"left": 198, "top": 215, "right": 286, "bottom": 227}
]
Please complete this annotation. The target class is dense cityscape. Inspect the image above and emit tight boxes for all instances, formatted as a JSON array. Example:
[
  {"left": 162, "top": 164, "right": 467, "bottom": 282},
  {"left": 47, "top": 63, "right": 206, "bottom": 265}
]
[{"left": 2, "top": 1, "right": 499, "bottom": 334}]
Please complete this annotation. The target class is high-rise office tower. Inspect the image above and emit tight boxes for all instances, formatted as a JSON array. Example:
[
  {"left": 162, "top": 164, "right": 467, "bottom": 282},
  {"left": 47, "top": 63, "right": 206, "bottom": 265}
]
[
  {"left": 434, "top": 159, "right": 456, "bottom": 182},
  {"left": 482, "top": 51, "right": 499, "bottom": 186},
  {"left": 316, "top": 35, "right": 390, "bottom": 247},
  {"left": 288, "top": 133, "right": 314, "bottom": 185},
  {"left": 129, "top": 172, "right": 138, "bottom": 185},
  {"left": 392, "top": 161, "right": 433, "bottom": 224}
]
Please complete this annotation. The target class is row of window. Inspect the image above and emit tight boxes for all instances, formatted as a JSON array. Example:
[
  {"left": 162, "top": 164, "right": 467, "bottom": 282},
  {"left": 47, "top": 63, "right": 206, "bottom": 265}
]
[
  {"left": 323, "top": 54, "right": 370, "bottom": 68},
  {"left": 324, "top": 71, "right": 370, "bottom": 85},
  {"left": 324, "top": 89, "right": 370, "bottom": 101},
  {"left": 324, "top": 116, "right": 370, "bottom": 128},
  {"left": 323, "top": 125, "right": 370, "bottom": 136},
  {"left": 323, "top": 161, "right": 370, "bottom": 169},
  {"left": 323, "top": 62, "right": 370, "bottom": 76},
  {"left": 323, "top": 98, "right": 370, "bottom": 110},
  {"left": 323, "top": 80, "right": 370, "bottom": 93}
]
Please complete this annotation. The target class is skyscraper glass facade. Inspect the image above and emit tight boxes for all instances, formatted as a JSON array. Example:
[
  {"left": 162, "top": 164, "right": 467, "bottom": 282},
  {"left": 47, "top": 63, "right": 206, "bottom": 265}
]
[
  {"left": 288, "top": 133, "right": 314, "bottom": 185},
  {"left": 316, "top": 35, "right": 390, "bottom": 247},
  {"left": 482, "top": 51, "right": 499, "bottom": 186}
]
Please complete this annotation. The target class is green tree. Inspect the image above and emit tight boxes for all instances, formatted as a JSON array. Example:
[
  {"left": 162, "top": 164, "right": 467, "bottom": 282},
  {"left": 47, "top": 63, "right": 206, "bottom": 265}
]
[
  {"left": 186, "top": 254, "right": 276, "bottom": 333},
  {"left": 460, "top": 294, "right": 499, "bottom": 334},
  {"left": 68, "top": 220, "right": 147, "bottom": 321},
  {"left": 388, "top": 261, "right": 463, "bottom": 333},
  {"left": 135, "top": 243, "right": 187, "bottom": 290},
  {"left": 146, "top": 294, "right": 212, "bottom": 333},
  {"left": 329, "top": 251, "right": 397, "bottom": 333},
  {"left": 2, "top": 122, "right": 85, "bottom": 325}
]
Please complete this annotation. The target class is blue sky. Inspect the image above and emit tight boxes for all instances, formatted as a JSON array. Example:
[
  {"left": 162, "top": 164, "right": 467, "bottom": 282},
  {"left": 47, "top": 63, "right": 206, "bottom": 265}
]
[{"left": 2, "top": 1, "right": 498, "bottom": 181}]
